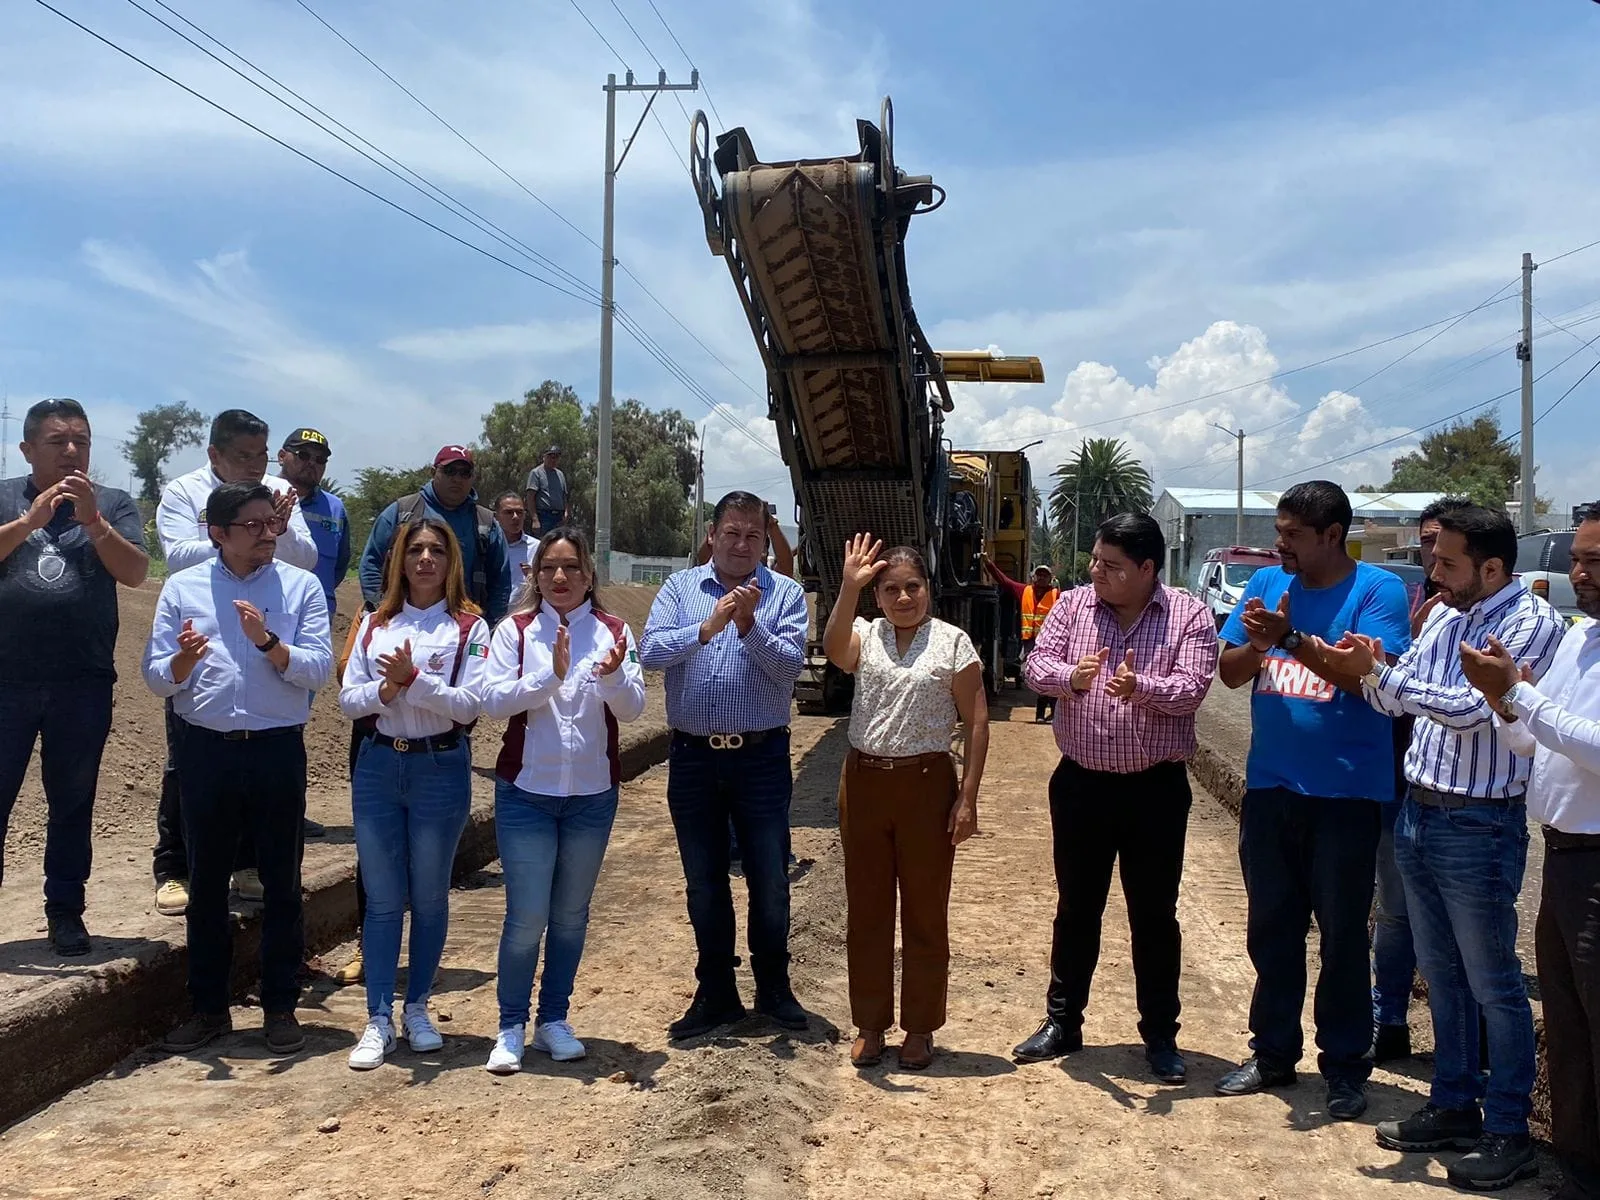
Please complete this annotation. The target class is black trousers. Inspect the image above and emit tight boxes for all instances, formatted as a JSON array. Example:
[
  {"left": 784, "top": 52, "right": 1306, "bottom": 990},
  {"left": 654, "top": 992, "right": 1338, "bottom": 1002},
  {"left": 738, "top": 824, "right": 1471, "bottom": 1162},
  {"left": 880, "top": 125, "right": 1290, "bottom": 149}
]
[
  {"left": 155, "top": 700, "right": 254, "bottom": 883},
  {"left": 1046, "top": 756, "right": 1192, "bottom": 1044},
  {"left": 1538, "top": 839, "right": 1600, "bottom": 1199},
  {"left": 1239, "top": 787, "right": 1379, "bottom": 1082},
  {"left": 177, "top": 724, "right": 306, "bottom": 1014}
]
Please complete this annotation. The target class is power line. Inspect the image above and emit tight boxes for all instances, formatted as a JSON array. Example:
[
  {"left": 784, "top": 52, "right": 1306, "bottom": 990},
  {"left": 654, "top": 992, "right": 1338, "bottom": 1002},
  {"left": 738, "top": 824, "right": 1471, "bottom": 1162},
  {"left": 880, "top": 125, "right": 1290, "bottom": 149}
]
[
  {"left": 32, "top": 0, "right": 599, "bottom": 305},
  {"left": 643, "top": 0, "right": 725, "bottom": 130},
  {"left": 1535, "top": 359, "right": 1600, "bottom": 425},
  {"left": 1541, "top": 236, "right": 1600, "bottom": 268},
  {"left": 131, "top": 0, "right": 605, "bottom": 304},
  {"left": 567, "top": 0, "right": 631, "bottom": 67}
]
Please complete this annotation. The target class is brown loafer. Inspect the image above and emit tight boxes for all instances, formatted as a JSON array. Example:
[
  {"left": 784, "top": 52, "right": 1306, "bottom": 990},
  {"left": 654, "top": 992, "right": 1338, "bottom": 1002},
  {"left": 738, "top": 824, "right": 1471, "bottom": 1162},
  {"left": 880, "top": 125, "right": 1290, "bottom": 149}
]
[
  {"left": 851, "top": 1030, "right": 885, "bottom": 1067},
  {"left": 899, "top": 1032, "right": 934, "bottom": 1070}
]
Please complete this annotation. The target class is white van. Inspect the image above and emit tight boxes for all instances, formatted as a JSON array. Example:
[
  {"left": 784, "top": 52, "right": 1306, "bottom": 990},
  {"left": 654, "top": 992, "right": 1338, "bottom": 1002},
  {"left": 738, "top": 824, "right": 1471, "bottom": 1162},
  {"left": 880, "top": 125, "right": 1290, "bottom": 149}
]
[{"left": 1197, "top": 546, "right": 1281, "bottom": 628}]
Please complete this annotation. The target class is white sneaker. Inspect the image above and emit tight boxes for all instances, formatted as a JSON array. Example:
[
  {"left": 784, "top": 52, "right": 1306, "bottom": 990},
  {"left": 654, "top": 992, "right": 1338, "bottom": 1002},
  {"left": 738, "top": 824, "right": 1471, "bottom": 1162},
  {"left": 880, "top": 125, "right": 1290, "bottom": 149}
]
[
  {"left": 402, "top": 1002, "right": 444, "bottom": 1053},
  {"left": 154, "top": 879, "right": 189, "bottom": 916},
  {"left": 231, "top": 869, "right": 264, "bottom": 901},
  {"left": 348, "top": 1017, "right": 395, "bottom": 1070},
  {"left": 486, "top": 1026, "right": 526, "bottom": 1074},
  {"left": 532, "top": 1020, "right": 587, "bottom": 1062}
]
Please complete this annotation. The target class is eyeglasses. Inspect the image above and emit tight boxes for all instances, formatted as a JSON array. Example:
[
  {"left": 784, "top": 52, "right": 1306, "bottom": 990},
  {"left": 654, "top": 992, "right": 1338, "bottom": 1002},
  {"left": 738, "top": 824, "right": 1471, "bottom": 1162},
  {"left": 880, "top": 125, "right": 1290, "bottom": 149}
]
[
  {"left": 439, "top": 463, "right": 474, "bottom": 478},
  {"left": 227, "top": 517, "right": 289, "bottom": 538},
  {"left": 292, "top": 449, "right": 329, "bottom": 466},
  {"left": 537, "top": 562, "right": 586, "bottom": 578}
]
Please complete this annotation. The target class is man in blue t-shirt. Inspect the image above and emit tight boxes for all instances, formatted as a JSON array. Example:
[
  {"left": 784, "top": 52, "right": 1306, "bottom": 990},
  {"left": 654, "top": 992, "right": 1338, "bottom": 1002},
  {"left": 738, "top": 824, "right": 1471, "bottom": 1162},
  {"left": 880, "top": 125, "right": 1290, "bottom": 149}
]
[
  {"left": 277, "top": 428, "right": 350, "bottom": 618},
  {"left": 1213, "top": 480, "right": 1411, "bottom": 1122}
]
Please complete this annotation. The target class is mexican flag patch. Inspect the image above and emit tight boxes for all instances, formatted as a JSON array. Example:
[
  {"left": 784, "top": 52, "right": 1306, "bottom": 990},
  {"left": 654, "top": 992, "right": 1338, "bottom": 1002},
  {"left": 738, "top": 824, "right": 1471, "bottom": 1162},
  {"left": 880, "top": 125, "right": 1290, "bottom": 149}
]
[
  {"left": 466, "top": 643, "right": 489, "bottom": 658},
  {"left": 628, "top": 649, "right": 638, "bottom": 663}
]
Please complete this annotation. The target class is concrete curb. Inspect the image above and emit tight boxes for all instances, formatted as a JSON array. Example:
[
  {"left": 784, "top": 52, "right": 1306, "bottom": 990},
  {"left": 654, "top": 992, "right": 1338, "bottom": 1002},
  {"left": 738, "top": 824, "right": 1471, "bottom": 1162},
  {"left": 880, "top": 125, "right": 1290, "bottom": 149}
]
[{"left": 0, "top": 725, "right": 673, "bottom": 1131}]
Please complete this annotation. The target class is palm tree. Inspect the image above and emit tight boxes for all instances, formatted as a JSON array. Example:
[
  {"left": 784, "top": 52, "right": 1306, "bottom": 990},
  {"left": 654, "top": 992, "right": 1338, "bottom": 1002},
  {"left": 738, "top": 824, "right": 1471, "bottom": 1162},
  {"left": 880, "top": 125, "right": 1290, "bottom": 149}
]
[{"left": 1049, "top": 438, "right": 1153, "bottom": 579}]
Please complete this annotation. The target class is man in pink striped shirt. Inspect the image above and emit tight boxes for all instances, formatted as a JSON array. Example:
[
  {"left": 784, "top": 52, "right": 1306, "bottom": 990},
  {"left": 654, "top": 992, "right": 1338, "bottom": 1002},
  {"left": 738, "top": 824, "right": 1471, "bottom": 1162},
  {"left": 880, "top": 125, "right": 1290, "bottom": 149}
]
[{"left": 1011, "top": 513, "right": 1218, "bottom": 1085}]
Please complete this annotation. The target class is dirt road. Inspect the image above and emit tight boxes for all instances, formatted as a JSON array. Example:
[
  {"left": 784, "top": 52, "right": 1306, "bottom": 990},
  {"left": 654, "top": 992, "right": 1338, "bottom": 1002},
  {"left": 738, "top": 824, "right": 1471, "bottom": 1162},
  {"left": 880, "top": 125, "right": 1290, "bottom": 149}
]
[{"left": 0, "top": 701, "right": 1548, "bottom": 1199}]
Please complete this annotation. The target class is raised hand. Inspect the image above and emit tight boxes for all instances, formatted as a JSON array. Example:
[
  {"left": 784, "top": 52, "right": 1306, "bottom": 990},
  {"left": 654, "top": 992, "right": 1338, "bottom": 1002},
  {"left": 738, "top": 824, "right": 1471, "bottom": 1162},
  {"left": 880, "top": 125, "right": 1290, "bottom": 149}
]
[
  {"left": 1241, "top": 592, "right": 1291, "bottom": 651},
  {"left": 841, "top": 533, "right": 887, "bottom": 591},
  {"left": 376, "top": 637, "right": 416, "bottom": 687},
  {"left": 1104, "top": 649, "right": 1138, "bottom": 699},
  {"left": 58, "top": 472, "right": 101, "bottom": 526},
  {"left": 23, "top": 481, "right": 69, "bottom": 531},
  {"left": 1459, "top": 633, "right": 1520, "bottom": 699},
  {"left": 273, "top": 488, "right": 297, "bottom": 524},
  {"left": 552, "top": 624, "right": 571, "bottom": 680},
  {"left": 174, "top": 618, "right": 210, "bottom": 672},
  {"left": 594, "top": 635, "right": 627, "bottom": 677},
  {"left": 1071, "top": 647, "right": 1111, "bottom": 693},
  {"left": 233, "top": 600, "right": 270, "bottom": 646}
]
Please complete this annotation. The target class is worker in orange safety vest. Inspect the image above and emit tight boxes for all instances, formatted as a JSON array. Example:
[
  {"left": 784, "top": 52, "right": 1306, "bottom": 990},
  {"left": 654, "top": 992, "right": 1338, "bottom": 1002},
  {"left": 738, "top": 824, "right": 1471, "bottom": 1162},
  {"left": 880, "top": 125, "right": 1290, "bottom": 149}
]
[{"left": 982, "top": 558, "right": 1061, "bottom": 723}]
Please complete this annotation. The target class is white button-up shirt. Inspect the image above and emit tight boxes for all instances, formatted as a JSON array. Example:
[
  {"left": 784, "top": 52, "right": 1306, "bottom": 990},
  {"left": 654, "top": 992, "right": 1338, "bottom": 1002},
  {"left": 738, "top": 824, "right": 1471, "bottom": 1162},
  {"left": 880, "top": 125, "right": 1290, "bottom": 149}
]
[
  {"left": 1498, "top": 618, "right": 1600, "bottom": 833},
  {"left": 142, "top": 558, "right": 333, "bottom": 731},
  {"left": 481, "top": 601, "right": 647, "bottom": 797},
  {"left": 156, "top": 466, "right": 319, "bottom": 574},
  {"left": 503, "top": 534, "right": 537, "bottom": 583},
  {"left": 338, "top": 601, "right": 490, "bottom": 739}
]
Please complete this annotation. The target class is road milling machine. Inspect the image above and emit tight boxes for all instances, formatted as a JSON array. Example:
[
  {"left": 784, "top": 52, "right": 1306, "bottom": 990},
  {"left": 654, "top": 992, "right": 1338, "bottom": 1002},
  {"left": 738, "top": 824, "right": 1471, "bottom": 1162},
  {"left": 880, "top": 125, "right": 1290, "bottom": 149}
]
[{"left": 690, "top": 99, "right": 1045, "bottom": 712}]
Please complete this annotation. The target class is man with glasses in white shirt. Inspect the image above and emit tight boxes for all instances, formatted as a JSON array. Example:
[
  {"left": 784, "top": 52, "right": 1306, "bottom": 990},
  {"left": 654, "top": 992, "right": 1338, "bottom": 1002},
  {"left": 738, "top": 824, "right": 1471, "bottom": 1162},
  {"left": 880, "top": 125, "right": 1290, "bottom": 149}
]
[{"left": 143, "top": 481, "right": 332, "bottom": 1056}]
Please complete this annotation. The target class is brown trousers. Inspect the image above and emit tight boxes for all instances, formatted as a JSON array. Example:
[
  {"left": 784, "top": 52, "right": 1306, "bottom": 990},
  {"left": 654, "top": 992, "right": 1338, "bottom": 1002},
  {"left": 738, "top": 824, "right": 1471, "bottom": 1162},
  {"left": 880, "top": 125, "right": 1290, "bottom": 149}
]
[
  {"left": 1537, "top": 838, "right": 1600, "bottom": 1197},
  {"left": 838, "top": 749, "right": 958, "bottom": 1034}
]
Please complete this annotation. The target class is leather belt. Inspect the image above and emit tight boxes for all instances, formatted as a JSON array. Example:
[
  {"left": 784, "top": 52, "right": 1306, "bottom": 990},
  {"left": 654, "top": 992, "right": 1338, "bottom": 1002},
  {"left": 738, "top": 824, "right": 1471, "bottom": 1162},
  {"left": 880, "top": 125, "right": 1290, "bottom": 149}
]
[
  {"left": 373, "top": 731, "right": 461, "bottom": 755},
  {"left": 851, "top": 750, "right": 950, "bottom": 771},
  {"left": 674, "top": 727, "right": 788, "bottom": 752},
  {"left": 1412, "top": 786, "right": 1524, "bottom": 810},
  {"left": 184, "top": 722, "right": 303, "bottom": 742},
  {"left": 1543, "top": 826, "right": 1600, "bottom": 852}
]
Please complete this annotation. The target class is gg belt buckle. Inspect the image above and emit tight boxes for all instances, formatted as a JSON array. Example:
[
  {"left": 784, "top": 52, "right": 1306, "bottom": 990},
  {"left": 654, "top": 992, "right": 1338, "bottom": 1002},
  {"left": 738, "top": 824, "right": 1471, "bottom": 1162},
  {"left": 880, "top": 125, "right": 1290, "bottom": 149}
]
[
  {"left": 392, "top": 737, "right": 410, "bottom": 753},
  {"left": 707, "top": 733, "right": 745, "bottom": 751}
]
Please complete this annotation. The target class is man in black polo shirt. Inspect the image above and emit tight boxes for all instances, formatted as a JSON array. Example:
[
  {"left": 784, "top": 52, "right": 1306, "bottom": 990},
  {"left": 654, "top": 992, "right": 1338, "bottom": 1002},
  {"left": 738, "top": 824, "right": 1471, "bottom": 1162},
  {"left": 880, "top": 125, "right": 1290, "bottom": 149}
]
[{"left": 0, "top": 398, "right": 149, "bottom": 955}]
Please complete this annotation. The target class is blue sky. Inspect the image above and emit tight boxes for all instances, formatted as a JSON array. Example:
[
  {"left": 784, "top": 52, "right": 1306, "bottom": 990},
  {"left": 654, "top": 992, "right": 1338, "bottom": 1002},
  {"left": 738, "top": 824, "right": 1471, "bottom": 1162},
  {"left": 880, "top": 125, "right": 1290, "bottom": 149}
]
[{"left": 4, "top": 0, "right": 1599, "bottom": 524}]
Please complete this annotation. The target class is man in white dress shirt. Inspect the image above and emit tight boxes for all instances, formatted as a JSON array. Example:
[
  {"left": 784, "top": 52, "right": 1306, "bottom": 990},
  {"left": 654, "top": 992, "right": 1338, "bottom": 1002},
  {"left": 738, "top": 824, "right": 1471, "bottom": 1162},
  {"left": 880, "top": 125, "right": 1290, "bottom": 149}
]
[
  {"left": 143, "top": 481, "right": 332, "bottom": 1056},
  {"left": 1463, "top": 508, "right": 1600, "bottom": 1200},
  {"left": 150, "top": 410, "right": 319, "bottom": 915},
  {"left": 493, "top": 491, "right": 538, "bottom": 582}
]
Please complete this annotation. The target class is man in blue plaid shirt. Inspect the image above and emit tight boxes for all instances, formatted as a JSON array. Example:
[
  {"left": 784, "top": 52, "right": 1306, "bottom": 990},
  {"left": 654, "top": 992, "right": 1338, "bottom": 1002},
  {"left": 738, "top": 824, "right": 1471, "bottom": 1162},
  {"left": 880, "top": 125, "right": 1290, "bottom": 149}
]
[{"left": 641, "top": 491, "right": 809, "bottom": 1040}]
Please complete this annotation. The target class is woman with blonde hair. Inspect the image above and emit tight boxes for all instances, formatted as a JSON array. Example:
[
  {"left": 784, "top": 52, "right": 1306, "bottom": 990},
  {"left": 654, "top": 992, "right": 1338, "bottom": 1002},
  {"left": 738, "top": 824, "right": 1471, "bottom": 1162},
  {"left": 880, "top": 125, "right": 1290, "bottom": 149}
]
[
  {"left": 823, "top": 534, "right": 989, "bottom": 1071},
  {"left": 339, "top": 519, "right": 489, "bottom": 1069},
  {"left": 480, "top": 526, "right": 646, "bottom": 1072}
]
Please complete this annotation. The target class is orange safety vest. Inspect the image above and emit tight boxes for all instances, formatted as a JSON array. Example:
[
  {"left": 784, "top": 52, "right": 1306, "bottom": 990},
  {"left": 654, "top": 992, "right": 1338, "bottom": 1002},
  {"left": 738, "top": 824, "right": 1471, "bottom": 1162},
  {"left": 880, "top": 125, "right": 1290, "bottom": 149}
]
[{"left": 1021, "top": 584, "right": 1059, "bottom": 641}]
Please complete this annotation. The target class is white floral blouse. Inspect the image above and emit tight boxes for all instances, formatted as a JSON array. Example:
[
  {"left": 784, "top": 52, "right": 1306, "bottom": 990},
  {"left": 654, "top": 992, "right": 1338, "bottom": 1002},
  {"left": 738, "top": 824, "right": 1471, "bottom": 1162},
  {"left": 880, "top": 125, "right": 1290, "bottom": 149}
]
[{"left": 847, "top": 617, "right": 979, "bottom": 758}]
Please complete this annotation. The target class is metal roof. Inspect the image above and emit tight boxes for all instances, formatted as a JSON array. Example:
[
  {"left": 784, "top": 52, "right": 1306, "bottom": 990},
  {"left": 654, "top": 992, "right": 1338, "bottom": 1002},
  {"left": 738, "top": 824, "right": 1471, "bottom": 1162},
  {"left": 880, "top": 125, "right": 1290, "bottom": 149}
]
[{"left": 1156, "top": 488, "right": 1445, "bottom": 518}]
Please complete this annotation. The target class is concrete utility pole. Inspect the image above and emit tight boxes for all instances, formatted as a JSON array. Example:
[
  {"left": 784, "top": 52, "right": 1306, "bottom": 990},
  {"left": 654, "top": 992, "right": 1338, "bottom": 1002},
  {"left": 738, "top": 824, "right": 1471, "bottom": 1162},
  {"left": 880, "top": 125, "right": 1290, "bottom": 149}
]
[
  {"left": 1211, "top": 422, "right": 1245, "bottom": 545},
  {"left": 0, "top": 394, "right": 12, "bottom": 480},
  {"left": 1518, "top": 250, "right": 1537, "bottom": 533},
  {"left": 596, "top": 68, "right": 699, "bottom": 584}
]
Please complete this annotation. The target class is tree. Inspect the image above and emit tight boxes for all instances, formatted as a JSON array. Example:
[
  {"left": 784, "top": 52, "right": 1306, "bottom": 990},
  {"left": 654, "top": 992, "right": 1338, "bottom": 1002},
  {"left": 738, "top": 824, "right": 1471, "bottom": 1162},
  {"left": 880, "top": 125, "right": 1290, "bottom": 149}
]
[
  {"left": 1374, "top": 414, "right": 1522, "bottom": 509},
  {"left": 1048, "top": 438, "right": 1154, "bottom": 578},
  {"left": 121, "top": 402, "right": 206, "bottom": 505},
  {"left": 344, "top": 463, "right": 433, "bottom": 559},
  {"left": 473, "top": 381, "right": 589, "bottom": 511}
]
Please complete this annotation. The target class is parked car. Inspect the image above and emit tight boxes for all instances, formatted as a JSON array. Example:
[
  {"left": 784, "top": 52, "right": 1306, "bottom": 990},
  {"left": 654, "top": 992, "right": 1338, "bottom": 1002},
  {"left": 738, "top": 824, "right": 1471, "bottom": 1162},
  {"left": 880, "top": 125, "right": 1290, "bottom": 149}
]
[
  {"left": 1197, "top": 546, "right": 1280, "bottom": 628},
  {"left": 1518, "top": 529, "right": 1582, "bottom": 623}
]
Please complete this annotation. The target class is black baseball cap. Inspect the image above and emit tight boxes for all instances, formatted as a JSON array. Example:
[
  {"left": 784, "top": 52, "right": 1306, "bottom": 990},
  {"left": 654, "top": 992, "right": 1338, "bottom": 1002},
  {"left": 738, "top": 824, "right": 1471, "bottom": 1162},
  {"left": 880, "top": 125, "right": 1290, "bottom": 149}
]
[{"left": 283, "top": 427, "right": 332, "bottom": 455}]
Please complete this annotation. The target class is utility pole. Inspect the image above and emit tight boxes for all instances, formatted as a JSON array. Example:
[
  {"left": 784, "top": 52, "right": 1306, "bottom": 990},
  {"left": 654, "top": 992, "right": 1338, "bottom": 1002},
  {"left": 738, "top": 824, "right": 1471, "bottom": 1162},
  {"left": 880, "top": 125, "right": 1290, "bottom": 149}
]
[
  {"left": 0, "top": 393, "right": 12, "bottom": 480},
  {"left": 596, "top": 69, "right": 699, "bottom": 584},
  {"left": 1212, "top": 423, "right": 1245, "bottom": 545},
  {"left": 692, "top": 418, "right": 706, "bottom": 556},
  {"left": 1518, "top": 250, "right": 1537, "bottom": 534}
]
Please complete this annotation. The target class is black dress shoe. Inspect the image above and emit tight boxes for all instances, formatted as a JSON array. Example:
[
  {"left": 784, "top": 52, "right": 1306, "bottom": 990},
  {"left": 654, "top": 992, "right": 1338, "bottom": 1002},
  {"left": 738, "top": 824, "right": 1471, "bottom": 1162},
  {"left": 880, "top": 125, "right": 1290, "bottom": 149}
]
[
  {"left": 1145, "top": 1041, "right": 1187, "bottom": 1084},
  {"left": 1012, "top": 1019, "right": 1082, "bottom": 1062},
  {"left": 668, "top": 989, "right": 747, "bottom": 1040},
  {"left": 302, "top": 818, "right": 327, "bottom": 839},
  {"left": 755, "top": 987, "right": 809, "bottom": 1030},
  {"left": 1215, "top": 1057, "right": 1296, "bottom": 1096},
  {"left": 47, "top": 913, "right": 91, "bottom": 957},
  {"left": 1371, "top": 1023, "right": 1412, "bottom": 1064},
  {"left": 1327, "top": 1077, "right": 1368, "bottom": 1120}
]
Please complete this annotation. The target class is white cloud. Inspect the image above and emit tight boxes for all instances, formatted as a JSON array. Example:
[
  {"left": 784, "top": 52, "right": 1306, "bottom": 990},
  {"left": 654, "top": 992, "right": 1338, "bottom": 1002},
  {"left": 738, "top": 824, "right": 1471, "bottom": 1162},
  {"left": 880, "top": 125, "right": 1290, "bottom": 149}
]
[{"left": 382, "top": 318, "right": 596, "bottom": 364}]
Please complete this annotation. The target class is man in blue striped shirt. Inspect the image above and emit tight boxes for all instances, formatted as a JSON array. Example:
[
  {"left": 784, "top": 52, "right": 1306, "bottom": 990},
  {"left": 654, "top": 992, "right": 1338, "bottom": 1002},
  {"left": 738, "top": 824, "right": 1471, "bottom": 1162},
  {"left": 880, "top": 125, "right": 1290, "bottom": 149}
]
[
  {"left": 640, "top": 491, "right": 809, "bottom": 1040},
  {"left": 1320, "top": 504, "right": 1565, "bottom": 1191}
]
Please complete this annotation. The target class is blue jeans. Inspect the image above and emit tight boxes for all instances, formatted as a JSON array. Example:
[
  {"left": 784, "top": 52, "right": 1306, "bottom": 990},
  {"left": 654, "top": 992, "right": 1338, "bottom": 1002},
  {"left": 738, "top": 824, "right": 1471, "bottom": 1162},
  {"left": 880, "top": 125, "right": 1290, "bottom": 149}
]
[
  {"left": 0, "top": 679, "right": 112, "bottom": 917},
  {"left": 494, "top": 780, "right": 619, "bottom": 1028},
  {"left": 352, "top": 739, "right": 471, "bottom": 1019},
  {"left": 1239, "top": 787, "right": 1379, "bottom": 1081},
  {"left": 1373, "top": 800, "right": 1417, "bottom": 1027},
  {"left": 666, "top": 732, "right": 792, "bottom": 989},
  {"left": 1395, "top": 795, "right": 1535, "bottom": 1134}
]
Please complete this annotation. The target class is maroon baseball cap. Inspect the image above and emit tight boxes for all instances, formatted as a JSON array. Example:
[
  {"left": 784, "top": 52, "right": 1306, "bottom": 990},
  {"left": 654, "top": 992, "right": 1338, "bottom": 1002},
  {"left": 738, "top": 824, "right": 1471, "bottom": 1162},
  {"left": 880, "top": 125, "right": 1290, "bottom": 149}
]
[{"left": 433, "top": 444, "right": 474, "bottom": 468}]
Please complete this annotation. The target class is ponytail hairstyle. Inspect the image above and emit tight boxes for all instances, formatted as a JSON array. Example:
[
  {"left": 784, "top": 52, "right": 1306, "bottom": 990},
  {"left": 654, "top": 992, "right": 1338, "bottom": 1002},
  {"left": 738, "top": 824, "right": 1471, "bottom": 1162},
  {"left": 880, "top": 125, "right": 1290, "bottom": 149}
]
[{"left": 510, "top": 525, "right": 610, "bottom": 618}]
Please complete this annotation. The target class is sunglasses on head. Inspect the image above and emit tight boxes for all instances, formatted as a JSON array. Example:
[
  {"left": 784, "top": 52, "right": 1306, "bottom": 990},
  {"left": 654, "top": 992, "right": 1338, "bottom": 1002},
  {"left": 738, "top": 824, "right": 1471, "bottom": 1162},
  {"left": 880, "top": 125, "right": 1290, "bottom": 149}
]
[
  {"left": 439, "top": 463, "right": 474, "bottom": 478},
  {"left": 292, "top": 448, "right": 329, "bottom": 465}
]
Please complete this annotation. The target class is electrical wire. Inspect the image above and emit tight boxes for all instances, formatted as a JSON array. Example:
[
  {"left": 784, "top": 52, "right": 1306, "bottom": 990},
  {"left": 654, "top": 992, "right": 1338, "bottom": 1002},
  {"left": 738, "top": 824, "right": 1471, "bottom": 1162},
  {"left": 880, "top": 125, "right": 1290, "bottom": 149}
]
[
  {"left": 644, "top": 0, "right": 725, "bottom": 131},
  {"left": 1535, "top": 359, "right": 1600, "bottom": 425}
]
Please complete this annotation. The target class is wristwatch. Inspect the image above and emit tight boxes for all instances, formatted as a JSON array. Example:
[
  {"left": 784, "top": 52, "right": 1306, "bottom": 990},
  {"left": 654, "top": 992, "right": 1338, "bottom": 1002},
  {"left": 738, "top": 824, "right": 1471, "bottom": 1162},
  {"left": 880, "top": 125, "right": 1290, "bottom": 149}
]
[
  {"left": 1279, "top": 630, "right": 1304, "bottom": 653},
  {"left": 1361, "top": 668, "right": 1383, "bottom": 691},
  {"left": 255, "top": 632, "right": 281, "bottom": 653},
  {"left": 1495, "top": 682, "right": 1522, "bottom": 722}
]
